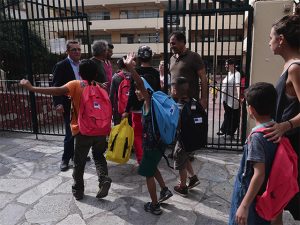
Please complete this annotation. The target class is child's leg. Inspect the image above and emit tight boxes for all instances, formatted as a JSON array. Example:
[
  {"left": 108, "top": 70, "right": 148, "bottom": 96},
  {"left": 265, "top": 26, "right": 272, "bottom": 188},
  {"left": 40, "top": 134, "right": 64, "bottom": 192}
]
[
  {"left": 154, "top": 168, "right": 166, "bottom": 189},
  {"left": 146, "top": 176, "right": 158, "bottom": 204},
  {"left": 179, "top": 166, "right": 188, "bottom": 187},
  {"left": 91, "top": 136, "right": 109, "bottom": 182},
  {"left": 186, "top": 159, "right": 195, "bottom": 177},
  {"left": 72, "top": 134, "right": 91, "bottom": 199},
  {"left": 91, "top": 136, "right": 112, "bottom": 198},
  {"left": 186, "top": 158, "right": 200, "bottom": 189}
]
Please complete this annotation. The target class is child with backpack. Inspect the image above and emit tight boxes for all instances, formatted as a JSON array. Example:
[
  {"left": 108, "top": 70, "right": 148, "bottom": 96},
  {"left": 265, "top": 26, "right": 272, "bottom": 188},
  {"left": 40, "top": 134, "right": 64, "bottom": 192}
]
[
  {"left": 109, "top": 57, "right": 131, "bottom": 125},
  {"left": 123, "top": 52, "right": 173, "bottom": 215},
  {"left": 229, "top": 82, "right": 278, "bottom": 225},
  {"left": 171, "top": 77, "right": 204, "bottom": 197},
  {"left": 20, "top": 59, "right": 112, "bottom": 201}
]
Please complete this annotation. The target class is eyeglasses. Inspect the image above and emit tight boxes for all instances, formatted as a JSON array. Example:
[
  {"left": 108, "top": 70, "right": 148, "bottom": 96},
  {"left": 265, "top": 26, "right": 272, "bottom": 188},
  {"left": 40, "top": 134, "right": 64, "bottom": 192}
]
[{"left": 69, "top": 48, "right": 81, "bottom": 52}]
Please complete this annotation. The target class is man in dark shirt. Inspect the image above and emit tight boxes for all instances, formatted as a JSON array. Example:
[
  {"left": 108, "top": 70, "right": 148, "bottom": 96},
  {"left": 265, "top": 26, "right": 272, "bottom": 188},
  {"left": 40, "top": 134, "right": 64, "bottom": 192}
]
[
  {"left": 123, "top": 45, "right": 160, "bottom": 164},
  {"left": 91, "top": 40, "right": 108, "bottom": 87},
  {"left": 169, "top": 31, "right": 208, "bottom": 109}
]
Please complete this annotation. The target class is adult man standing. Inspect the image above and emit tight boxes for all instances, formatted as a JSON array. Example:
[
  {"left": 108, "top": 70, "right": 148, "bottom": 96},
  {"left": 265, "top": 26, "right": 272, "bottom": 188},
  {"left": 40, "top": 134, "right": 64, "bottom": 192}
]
[
  {"left": 169, "top": 31, "right": 208, "bottom": 109},
  {"left": 104, "top": 43, "right": 114, "bottom": 90},
  {"left": 91, "top": 40, "right": 108, "bottom": 86},
  {"left": 52, "top": 40, "right": 82, "bottom": 171},
  {"left": 218, "top": 58, "right": 240, "bottom": 139}
]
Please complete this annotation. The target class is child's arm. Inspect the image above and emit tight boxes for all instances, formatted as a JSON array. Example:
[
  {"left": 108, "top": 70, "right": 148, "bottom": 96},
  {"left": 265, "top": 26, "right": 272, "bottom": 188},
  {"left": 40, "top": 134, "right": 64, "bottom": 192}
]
[
  {"left": 123, "top": 53, "right": 150, "bottom": 112},
  {"left": 235, "top": 162, "right": 265, "bottom": 225},
  {"left": 20, "top": 79, "right": 69, "bottom": 96}
]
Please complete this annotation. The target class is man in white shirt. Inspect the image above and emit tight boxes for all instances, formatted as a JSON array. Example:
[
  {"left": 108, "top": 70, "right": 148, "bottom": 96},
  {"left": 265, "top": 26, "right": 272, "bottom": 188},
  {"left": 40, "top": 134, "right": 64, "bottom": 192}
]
[
  {"left": 217, "top": 59, "right": 241, "bottom": 139},
  {"left": 52, "top": 40, "right": 91, "bottom": 171}
]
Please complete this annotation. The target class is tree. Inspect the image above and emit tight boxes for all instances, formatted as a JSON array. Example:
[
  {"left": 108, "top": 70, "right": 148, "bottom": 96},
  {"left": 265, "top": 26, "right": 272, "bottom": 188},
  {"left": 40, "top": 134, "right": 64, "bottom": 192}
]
[{"left": 0, "top": 1, "right": 59, "bottom": 81}]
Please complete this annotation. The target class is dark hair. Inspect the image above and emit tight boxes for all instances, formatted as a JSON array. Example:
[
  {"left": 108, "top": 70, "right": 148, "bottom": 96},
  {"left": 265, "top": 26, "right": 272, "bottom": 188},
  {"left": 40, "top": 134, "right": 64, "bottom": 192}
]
[
  {"left": 138, "top": 45, "right": 152, "bottom": 62},
  {"left": 272, "top": 11, "right": 300, "bottom": 49},
  {"left": 245, "top": 82, "right": 277, "bottom": 116},
  {"left": 79, "top": 59, "right": 97, "bottom": 82},
  {"left": 169, "top": 31, "right": 186, "bottom": 44},
  {"left": 66, "top": 40, "right": 80, "bottom": 50},
  {"left": 226, "top": 58, "right": 236, "bottom": 65},
  {"left": 172, "top": 76, "right": 189, "bottom": 97},
  {"left": 108, "top": 43, "right": 114, "bottom": 49},
  {"left": 172, "top": 76, "right": 188, "bottom": 86},
  {"left": 117, "top": 56, "right": 126, "bottom": 69}
]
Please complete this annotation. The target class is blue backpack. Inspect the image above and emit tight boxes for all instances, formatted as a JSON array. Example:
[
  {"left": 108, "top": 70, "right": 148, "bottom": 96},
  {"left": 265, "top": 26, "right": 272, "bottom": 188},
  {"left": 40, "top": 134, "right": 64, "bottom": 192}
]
[{"left": 142, "top": 78, "right": 179, "bottom": 144}]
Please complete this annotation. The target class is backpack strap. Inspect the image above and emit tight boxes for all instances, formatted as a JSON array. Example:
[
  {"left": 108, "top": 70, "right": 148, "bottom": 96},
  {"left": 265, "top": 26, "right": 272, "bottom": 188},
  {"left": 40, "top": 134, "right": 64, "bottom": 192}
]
[
  {"left": 141, "top": 77, "right": 154, "bottom": 93},
  {"left": 118, "top": 70, "right": 126, "bottom": 79},
  {"left": 161, "top": 151, "right": 175, "bottom": 169},
  {"left": 242, "top": 126, "right": 271, "bottom": 180}
]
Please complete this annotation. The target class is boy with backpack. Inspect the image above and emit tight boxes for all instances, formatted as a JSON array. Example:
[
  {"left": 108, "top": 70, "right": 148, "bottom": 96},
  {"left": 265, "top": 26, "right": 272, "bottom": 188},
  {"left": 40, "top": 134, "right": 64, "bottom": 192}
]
[
  {"left": 123, "top": 53, "right": 173, "bottom": 215},
  {"left": 109, "top": 57, "right": 131, "bottom": 125},
  {"left": 171, "top": 77, "right": 204, "bottom": 197},
  {"left": 122, "top": 45, "right": 161, "bottom": 165},
  {"left": 20, "top": 59, "right": 112, "bottom": 201},
  {"left": 229, "top": 82, "right": 278, "bottom": 225}
]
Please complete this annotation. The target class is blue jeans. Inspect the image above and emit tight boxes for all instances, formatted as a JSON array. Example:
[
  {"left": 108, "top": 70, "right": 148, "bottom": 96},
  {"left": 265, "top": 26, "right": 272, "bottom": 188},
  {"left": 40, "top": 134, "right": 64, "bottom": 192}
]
[{"left": 228, "top": 145, "right": 270, "bottom": 225}]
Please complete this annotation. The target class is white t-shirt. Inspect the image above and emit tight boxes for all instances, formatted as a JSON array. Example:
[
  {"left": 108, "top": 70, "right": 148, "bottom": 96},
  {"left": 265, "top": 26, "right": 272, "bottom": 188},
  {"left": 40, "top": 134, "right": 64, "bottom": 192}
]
[{"left": 221, "top": 71, "right": 240, "bottom": 109}]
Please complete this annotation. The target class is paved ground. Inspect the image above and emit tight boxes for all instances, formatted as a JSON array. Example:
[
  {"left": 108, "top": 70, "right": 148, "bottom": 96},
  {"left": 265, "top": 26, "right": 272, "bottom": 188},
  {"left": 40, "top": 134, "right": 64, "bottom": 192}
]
[{"left": 0, "top": 132, "right": 299, "bottom": 225}]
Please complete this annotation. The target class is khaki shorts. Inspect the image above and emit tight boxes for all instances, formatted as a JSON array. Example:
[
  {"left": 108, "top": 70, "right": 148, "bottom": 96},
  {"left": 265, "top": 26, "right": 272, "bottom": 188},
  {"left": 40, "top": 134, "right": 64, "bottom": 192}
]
[{"left": 173, "top": 141, "right": 190, "bottom": 170}]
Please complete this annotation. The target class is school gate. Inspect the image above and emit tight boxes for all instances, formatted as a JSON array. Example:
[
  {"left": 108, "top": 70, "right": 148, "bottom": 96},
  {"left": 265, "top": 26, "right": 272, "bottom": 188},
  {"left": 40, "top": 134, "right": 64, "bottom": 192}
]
[
  {"left": 0, "top": 0, "right": 91, "bottom": 136},
  {"left": 0, "top": 0, "right": 253, "bottom": 151},
  {"left": 163, "top": 0, "right": 253, "bottom": 150}
]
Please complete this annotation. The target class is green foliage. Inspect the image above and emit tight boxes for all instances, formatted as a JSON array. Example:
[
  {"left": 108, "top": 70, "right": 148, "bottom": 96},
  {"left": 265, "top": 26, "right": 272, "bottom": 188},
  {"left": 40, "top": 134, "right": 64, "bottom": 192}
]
[{"left": 0, "top": 20, "right": 60, "bottom": 80}]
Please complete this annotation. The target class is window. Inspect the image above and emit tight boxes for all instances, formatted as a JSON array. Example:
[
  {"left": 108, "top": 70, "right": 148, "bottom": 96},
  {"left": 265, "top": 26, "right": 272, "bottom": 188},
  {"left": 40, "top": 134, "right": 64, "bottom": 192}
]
[
  {"left": 120, "top": 10, "right": 128, "bottom": 19},
  {"left": 138, "top": 9, "right": 159, "bottom": 18},
  {"left": 120, "top": 9, "right": 159, "bottom": 19},
  {"left": 89, "top": 11, "right": 110, "bottom": 20},
  {"left": 121, "top": 34, "right": 135, "bottom": 44},
  {"left": 120, "top": 10, "right": 137, "bottom": 19},
  {"left": 138, "top": 33, "right": 159, "bottom": 43},
  {"left": 192, "top": 30, "right": 215, "bottom": 42},
  {"left": 92, "top": 35, "right": 111, "bottom": 43}
]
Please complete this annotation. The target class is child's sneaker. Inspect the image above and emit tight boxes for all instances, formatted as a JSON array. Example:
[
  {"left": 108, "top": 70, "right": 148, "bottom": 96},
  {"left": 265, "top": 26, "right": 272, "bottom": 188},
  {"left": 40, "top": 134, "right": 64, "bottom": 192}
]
[
  {"left": 96, "top": 177, "right": 112, "bottom": 199},
  {"left": 174, "top": 185, "right": 188, "bottom": 197},
  {"left": 158, "top": 187, "right": 173, "bottom": 203},
  {"left": 187, "top": 175, "right": 200, "bottom": 189},
  {"left": 144, "top": 202, "right": 162, "bottom": 215}
]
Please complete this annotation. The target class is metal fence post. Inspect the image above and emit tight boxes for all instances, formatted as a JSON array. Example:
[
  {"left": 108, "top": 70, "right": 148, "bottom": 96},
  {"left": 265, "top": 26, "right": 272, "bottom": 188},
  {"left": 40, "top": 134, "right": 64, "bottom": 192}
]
[{"left": 22, "top": 20, "right": 38, "bottom": 135}]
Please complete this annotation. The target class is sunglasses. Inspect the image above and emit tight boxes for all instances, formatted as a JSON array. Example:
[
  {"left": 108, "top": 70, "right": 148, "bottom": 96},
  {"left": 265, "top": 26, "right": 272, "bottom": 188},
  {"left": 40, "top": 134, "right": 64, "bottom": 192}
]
[{"left": 69, "top": 48, "right": 81, "bottom": 52}]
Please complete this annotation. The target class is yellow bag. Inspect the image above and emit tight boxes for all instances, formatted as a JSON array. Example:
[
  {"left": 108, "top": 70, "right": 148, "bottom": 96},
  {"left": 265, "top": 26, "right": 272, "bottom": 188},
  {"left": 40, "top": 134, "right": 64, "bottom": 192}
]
[{"left": 106, "top": 118, "right": 134, "bottom": 164}]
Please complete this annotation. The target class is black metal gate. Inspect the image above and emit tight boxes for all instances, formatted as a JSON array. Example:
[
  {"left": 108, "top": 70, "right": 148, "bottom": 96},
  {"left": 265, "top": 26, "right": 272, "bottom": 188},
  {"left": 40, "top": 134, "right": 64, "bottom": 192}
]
[
  {"left": 164, "top": 0, "right": 253, "bottom": 150},
  {"left": 0, "top": 0, "right": 90, "bottom": 136}
]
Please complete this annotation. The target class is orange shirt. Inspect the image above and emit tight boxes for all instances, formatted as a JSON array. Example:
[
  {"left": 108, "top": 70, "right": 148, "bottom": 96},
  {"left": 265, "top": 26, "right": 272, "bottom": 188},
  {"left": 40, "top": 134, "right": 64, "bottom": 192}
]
[{"left": 64, "top": 80, "right": 85, "bottom": 136}]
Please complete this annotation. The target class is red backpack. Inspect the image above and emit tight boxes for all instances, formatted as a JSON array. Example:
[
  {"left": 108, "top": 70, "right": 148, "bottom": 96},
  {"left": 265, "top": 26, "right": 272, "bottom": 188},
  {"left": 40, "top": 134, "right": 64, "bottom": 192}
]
[
  {"left": 78, "top": 80, "right": 112, "bottom": 136},
  {"left": 254, "top": 128, "right": 299, "bottom": 220},
  {"left": 117, "top": 71, "right": 130, "bottom": 114}
]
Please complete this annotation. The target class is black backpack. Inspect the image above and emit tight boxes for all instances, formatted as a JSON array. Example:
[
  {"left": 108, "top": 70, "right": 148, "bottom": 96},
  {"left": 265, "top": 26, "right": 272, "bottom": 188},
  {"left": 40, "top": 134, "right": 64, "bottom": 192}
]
[{"left": 179, "top": 99, "right": 208, "bottom": 152}]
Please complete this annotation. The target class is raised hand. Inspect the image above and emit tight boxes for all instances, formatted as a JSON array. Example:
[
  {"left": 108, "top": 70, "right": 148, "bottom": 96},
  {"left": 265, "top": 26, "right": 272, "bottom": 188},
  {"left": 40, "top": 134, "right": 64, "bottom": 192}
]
[{"left": 123, "top": 53, "right": 136, "bottom": 68}]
